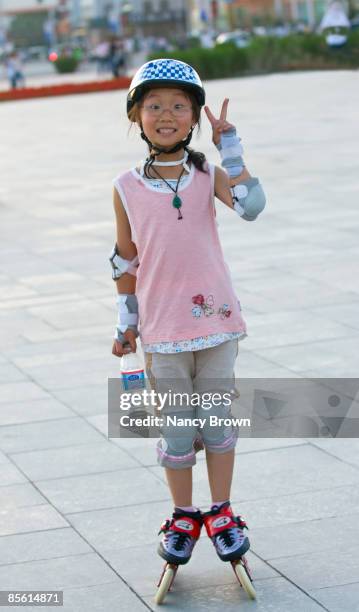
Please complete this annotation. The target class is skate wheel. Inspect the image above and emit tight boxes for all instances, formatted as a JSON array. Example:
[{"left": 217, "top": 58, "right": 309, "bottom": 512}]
[
  {"left": 233, "top": 560, "right": 256, "bottom": 600},
  {"left": 155, "top": 564, "right": 176, "bottom": 605}
]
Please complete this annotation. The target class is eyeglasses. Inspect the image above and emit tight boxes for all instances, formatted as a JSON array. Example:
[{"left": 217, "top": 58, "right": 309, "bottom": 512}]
[{"left": 141, "top": 103, "right": 193, "bottom": 117}]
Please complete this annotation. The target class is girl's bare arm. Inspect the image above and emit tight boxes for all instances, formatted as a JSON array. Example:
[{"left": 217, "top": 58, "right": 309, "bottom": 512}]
[
  {"left": 111, "top": 188, "right": 138, "bottom": 356},
  {"left": 113, "top": 187, "right": 137, "bottom": 294}
]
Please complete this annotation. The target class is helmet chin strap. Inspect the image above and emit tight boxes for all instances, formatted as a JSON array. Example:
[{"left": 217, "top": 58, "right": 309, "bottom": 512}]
[{"left": 140, "top": 126, "right": 194, "bottom": 158}]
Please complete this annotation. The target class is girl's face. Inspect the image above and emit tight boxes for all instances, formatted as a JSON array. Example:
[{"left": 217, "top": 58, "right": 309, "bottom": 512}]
[{"left": 139, "top": 87, "right": 195, "bottom": 149}]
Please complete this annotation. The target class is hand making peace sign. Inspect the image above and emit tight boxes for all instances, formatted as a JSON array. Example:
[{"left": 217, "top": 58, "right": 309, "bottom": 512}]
[{"left": 204, "top": 98, "right": 235, "bottom": 147}]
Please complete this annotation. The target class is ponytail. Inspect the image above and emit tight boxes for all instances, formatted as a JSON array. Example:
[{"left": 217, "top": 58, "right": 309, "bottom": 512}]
[{"left": 185, "top": 147, "right": 207, "bottom": 173}]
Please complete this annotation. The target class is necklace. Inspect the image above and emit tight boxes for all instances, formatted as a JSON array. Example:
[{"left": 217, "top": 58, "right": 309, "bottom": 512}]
[{"left": 150, "top": 164, "right": 186, "bottom": 220}]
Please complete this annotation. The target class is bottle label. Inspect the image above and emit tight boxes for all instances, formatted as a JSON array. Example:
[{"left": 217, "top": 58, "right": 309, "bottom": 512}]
[{"left": 122, "top": 369, "right": 145, "bottom": 391}]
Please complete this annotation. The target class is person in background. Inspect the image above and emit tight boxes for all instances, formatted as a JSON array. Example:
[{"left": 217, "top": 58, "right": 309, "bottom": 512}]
[
  {"left": 6, "top": 52, "right": 25, "bottom": 90},
  {"left": 110, "top": 38, "right": 125, "bottom": 78},
  {"left": 94, "top": 39, "right": 110, "bottom": 74}
]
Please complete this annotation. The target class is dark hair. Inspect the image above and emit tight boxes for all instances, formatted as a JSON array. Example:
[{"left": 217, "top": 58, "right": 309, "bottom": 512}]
[{"left": 128, "top": 89, "right": 208, "bottom": 176}]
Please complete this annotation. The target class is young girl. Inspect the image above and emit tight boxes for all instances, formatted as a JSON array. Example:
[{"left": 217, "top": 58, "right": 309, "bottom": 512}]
[{"left": 110, "top": 59, "right": 265, "bottom": 566}]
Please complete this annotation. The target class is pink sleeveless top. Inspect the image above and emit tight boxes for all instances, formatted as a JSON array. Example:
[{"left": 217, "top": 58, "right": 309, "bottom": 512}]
[{"left": 113, "top": 162, "right": 247, "bottom": 344}]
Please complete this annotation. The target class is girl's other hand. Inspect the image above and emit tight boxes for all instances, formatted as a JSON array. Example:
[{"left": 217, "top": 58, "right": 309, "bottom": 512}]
[
  {"left": 112, "top": 329, "right": 137, "bottom": 357},
  {"left": 204, "top": 98, "right": 235, "bottom": 146}
]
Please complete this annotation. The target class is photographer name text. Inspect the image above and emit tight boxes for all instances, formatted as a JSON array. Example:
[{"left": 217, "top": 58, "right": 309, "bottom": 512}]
[{"left": 119, "top": 415, "right": 251, "bottom": 428}]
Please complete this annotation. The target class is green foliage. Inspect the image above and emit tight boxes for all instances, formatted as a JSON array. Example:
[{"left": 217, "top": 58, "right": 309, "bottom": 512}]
[
  {"left": 246, "top": 34, "right": 325, "bottom": 71},
  {"left": 73, "top": 48, "right": 83, "bottom": 62},
  {"left": 54, "top": 56, "right": 79, "bottom": 74},
  {"left": 186, "top": 36, "right": 202, "bottom": 49},
  {"left": 148, "top": 44, "right": 248, "bottom": 79},
  {"left": 148, "top": 32, "right": 359, "bottom": 80}
]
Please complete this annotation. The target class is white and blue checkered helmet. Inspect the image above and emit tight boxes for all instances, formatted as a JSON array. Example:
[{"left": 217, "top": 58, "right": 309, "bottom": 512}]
[{"left": 127, "top": 58, "right": 205, "bottom": 118}]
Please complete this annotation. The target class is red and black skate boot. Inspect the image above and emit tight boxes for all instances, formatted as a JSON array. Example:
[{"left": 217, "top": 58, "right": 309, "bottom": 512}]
[
  {"left": 202, "top": 501, "right": 250, "bottom": 562},
  {"left": 158, "top": 508, "right": 203, "bottom": 565}
]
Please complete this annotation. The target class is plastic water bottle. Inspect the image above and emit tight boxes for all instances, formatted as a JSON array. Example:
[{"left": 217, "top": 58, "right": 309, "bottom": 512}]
[
  {"left": 120, "top": 349, "right": 145, "bottom": 391},
  {"left": 119, "top": 349, "right": 153, "bottom": 439}
]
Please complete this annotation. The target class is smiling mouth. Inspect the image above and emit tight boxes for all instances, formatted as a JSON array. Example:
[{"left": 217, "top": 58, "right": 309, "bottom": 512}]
[{"left": 156, "top": 128, "right": 177, "bottom": 134}]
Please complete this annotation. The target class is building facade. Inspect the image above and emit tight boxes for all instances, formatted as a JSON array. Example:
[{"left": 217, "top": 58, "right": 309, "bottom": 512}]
[
  {"left": 125, "top": 0, "right": 188, "bottom": 36},
  {"left": 0, "top": 0, "right": 189, "bottom": 34},
  {"left": 232, "top": 0, "right": 356, "bottom": 26},
  {"left": 1, "top": 0, "right": 358, "bottom": 43},
  {"left": 0, "top": 0, "right": 56, "bottom": 14}
]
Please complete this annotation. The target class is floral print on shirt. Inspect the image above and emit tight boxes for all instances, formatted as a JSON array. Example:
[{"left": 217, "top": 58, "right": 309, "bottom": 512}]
[
  {"left": 191, "top": 294, "right": 232, "bottom": 320},
  {"left": 143, "top": 331, "right": 247, "bottom": 354},
  {"left": 192, "top": 294, "right": 215, "bottom": 318}
]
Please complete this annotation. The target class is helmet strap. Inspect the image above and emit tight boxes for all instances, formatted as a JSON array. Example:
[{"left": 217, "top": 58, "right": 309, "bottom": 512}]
[{"left": 140, "top": 125, "right": 194, "bottom": 159}]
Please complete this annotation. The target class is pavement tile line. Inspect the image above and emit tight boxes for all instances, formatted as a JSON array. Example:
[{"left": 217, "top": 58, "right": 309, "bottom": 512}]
[
  {"left": 314, "top": 579, "right": 359, "bottom": 591},
  {"left": 0, "top": 414, "right": 85, "bottom": 428},
  {"left": 2, "top": 421, "right": 359, "bottom": 514},
  {"left": 0, "top": 437, "right": 109, "bottom": 454},
  {"left": 307, "top": 440, "right": 359, "bottom": 472},
  {"left": 0, "top": 549, "right": 101, "bottom": 569},
  {"left": 61, "top": 481, "right": 355, "bottom": 516},
  {"left": 251, "top": 552, "right": 332, "bottom": 612},
  {"left": 0, "top": 416, "right": 155, "bottom": 468},
  {"left": 238, "top": 287, "right": 359, "bottom": 313},
  {"left": 14, "top": 464, "right": 155, "bottom": 484},
  {"left": 248, "top": 330, "right": 359, "bottom": 351},
  {"left": 0, "top": 525, "right": 80, "bottom": 539},
  {"left": 1, "top": 418, "right": 107, "bottom": 443},
  {"left": 249, "top": 331, "right": 359, "bottom": 351},
  {"left": 146, "top": 467, "right": 359, "bottom": 505},
  {"left": 265, "top": 544, "right": 359, "bottom": 564},
  {"left": 0, "top": 292, "right": 102, "bottom": 312},
  {"left": 2, "top": 447, "right": 169, "bottom": 501},
  {"left": 60, "top": 585, "right": 154, "bottom": 612},
  {"left": 7, "top": 438, "right": 135, "bottom": 457},
  {"left": 62, "top": 498, "right": 172, "bottom": 517},
  {"left": 0, "top": 453, "right": 155, "bottom": 610},
  {"left": 237, "top": 347, "right": 324, "bottom": 376}
]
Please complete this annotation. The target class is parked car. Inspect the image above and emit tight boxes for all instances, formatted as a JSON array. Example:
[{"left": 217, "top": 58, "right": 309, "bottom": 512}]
[
  {"left": 23, "top": 46, "right": 47, "bottom": 61},
  {"left": 216, "top": 30, "right": 252, "bottom": 48},
  {"left": 252, "top": 26, "right": 268, "bottom": 37},
  {"left": 266, "top": 24, "right": 292, "bottom": 37}
]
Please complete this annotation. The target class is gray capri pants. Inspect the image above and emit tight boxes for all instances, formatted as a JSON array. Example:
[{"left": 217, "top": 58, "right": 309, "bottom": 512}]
[{"left": 144, "top": 339, "right": 239, "bottom": 469}]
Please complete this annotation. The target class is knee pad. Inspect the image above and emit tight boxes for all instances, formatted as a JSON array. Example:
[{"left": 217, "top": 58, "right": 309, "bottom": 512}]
[
  {"left": 159, "top": 409, "right": 198, "bottom": 455},
  {"left": 156, "top": 436, "right": 197, "bottom": 469},
  {"left": 198, "top": 402, "right": 238, "bottom": 450}
]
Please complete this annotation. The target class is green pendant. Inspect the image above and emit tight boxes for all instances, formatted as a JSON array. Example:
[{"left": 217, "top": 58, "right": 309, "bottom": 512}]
[{"left": 172, "top": 194, "right": 182, "bottom": 209}]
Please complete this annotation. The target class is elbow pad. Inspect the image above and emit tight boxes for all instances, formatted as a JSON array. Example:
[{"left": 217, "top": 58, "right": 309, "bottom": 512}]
[
  {"left": 231, "top": 178, "right": 266, "bottom": 221},
  {"left": 109, "top": 243, "right": 139, "bottom": 280},
  {"left": 114, "top": 294, "right": 139, "bottom": 343}
]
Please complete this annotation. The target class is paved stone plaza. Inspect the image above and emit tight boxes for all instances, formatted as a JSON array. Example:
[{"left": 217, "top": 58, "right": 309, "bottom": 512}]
[{"left": 1, "top": 71, "right": 359, "bottom": 611}]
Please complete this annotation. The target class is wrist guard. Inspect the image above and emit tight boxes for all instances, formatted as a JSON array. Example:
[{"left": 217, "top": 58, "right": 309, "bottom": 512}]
[
  {"left": 231, "top": 178, "right": 266, "bottom": 221},
  {"left": 114, "top": 294, "right": 139, "bottom": 343},
  {"left": 216, "top": 127, "right": 244, "bottom": 178},
  {"left": 109, "top": 243, "right": 139, "bottom": 280}
]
